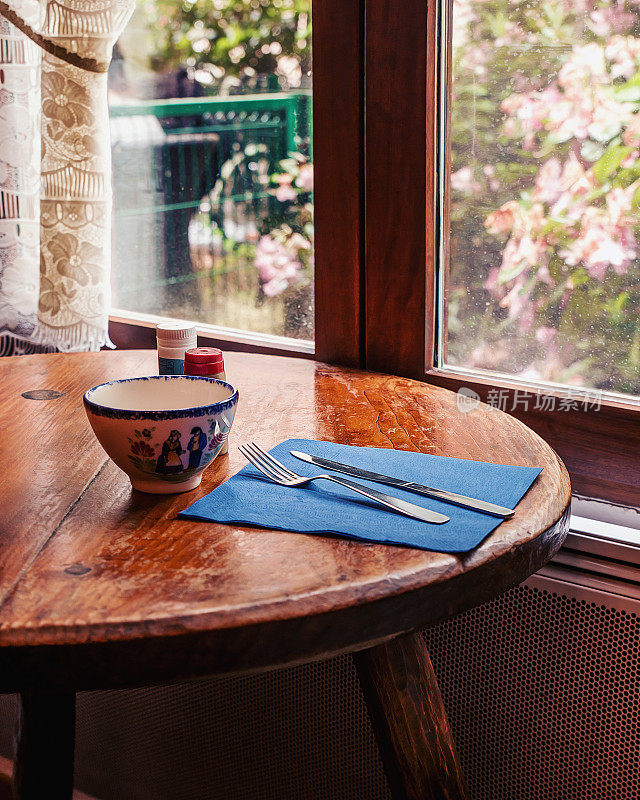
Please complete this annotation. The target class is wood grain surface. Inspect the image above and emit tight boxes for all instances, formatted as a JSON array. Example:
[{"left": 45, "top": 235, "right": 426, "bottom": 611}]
[
  {"left": 0, "top": 351, "right": 570, "bottom": 691},
  {"left": 354, "top": 633, "right": 468, "bottom": 800},
  {"left": 313, "top": 0, "right": 364, "bottom": 368},
  {"left": 364, "top": 0, "right": 438, "bottom": 379}
]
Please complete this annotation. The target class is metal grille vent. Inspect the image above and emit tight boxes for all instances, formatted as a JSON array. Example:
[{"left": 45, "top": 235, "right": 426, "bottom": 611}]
[
  {"left": 2, "top": 580, "right": 640, "bottom": 800},
  {"left": 75, "top": 654, "right": 391, "bottom": 800},
  {"left": 425, "top": 582, "right": 640, "bottom": 800}
]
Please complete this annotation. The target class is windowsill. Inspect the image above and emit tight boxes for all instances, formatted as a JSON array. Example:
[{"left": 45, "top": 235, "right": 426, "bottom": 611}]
[
  {"left": 555, "top": 496, "right": 640, "bottom": 575},
  {"left": 428, "top": 365, "right": 640, "bottom": 413},
  {"left": 571, "top": 495, "right": 640, "bottom": 535},
  {"left": 109, "top": 310, "right": 315, "bottom": 357}
]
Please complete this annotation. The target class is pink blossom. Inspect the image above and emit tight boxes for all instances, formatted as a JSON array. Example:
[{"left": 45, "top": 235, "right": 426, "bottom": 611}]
[
  {"left": 500, "top": 43, "right": 637, "bottom": 147},
  {"left": 589, "top": 8, "right": 636, "bottom": 38},
  {"left": 483, "top": 164, "right": 500, "bottom": 191},
  {"left": 605, "top": 35, "right": 640, "bottom": 79},
  {"left": 456, "top": 42, "right": 490, "bottom": 78},
  {"left": 558, "top": 44, "right": 608, "bottom": 91},
  {"left": 534, "top": 159, "right": 562, "bottom": 204},
  {"left": 500, "top": 235, "right": 548, "bottom": 276},
  {"left": 276, "top": 55, "right": 302, "bottom": 87},
  {"left": 452, "top": 0, "right": 477, "bottom": 50},
  {"left": 606, "top": 183, "right": 637, "bottom": 227},
  {"left": 559, "top": 206, "right": 638, "bottom": 279},
  {"left": 288, "top": 232, "right": 312, "bottom": 251},
  {"left": 274, "top": 174, "right": 297, "bottom": 203},
  {"left": 276, "top": 185, "right": 297, "bottom": 202},
  {"left": 254, "top": 235, "right": 302, "bottom": 296},
  {"left": 518, "top": 235, "right": 548, "bottom": 266},
  {"left": 502, "top": 87, "right": 561, "bottom": 137},
  {"left": 622, "top": 114, "right": 640, "bottom": 148},
  {"left": 485, "top": 200, "right": 519, "bottom": 235},
  {"left": 528, "top": 204, "right": 546, "bottom": 232},
  {"left": 503, "top": 118, "right": 519, "bottom": 138},
  {"left": 499, "top": 273, "right": 530, "bottom": 318},
  {"left": 537, "top": 264, "right": 554, "bottom": 285},
  {"left": 295, "top": 163, "right": 313, "bottom": 193},
  {"left": 494, "top": 21, "right": 529, "bottom": 47},
  {"left": 483, "top": 267, "right": 502, "bottom": 298},
  {"left": 557, "top": 0, "right": 592, "bottom": 15},
  {"left": 535, "top": 326, "right": 557, "bottom": 346},
  {"left": 621, "top": 149, "right": 639, "bottom": 168},
  {"left": 560, "top": 154, "right": 593, "bottom": 195},
  {"left": 547, "top": 97, "right": 593, "bottom": 142},
  {"left": 518, "top": 301, "right": 536, "bottom": 333},
  {"left": 451, "top": 166, "right": 481, "bottom": 193},
  {"left": 501, "top": 85, "right": 580, "bottom": 145},
  {"left": 547, "top": 156, "right": 594, "bottom": 220},
  {"left": 588, "top": 94, "right": 634, "bottom": 141}
]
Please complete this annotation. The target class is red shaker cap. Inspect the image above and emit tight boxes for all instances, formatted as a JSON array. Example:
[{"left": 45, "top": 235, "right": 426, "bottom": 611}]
[{"left": 184, "top": 347, "right": 224, "bottom": 374}]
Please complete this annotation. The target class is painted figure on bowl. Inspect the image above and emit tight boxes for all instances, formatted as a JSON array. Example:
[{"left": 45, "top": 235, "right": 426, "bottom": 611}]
[
  {"left": 156, "top": 430, "right": 184, "bottom": 474},
  {"left": 188, "top": 426, "right": 208, "bottom": 468}
]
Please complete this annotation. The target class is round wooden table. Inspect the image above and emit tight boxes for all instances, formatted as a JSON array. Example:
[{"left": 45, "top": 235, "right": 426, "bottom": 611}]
[{"left": 0, "top": 350, "right": 570, "bottom": 800}]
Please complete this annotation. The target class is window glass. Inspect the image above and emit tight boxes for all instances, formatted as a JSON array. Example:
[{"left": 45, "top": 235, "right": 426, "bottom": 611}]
[
  {"left": 109, "top": 0, "right": 313, "bottom": 342},
  {"left": 445, "top": 0, "right": 640, "bottom": 396}
]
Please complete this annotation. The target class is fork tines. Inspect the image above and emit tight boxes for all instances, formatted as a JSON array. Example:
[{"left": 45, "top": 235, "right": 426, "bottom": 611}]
[{"left": 239, "top": 442, "right": 297, "bottom": 484}]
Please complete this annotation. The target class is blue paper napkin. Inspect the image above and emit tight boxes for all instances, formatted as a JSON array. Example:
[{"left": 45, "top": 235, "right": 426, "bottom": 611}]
[{"left": 179, "top": 439, "right": 542, "bottom": 552}]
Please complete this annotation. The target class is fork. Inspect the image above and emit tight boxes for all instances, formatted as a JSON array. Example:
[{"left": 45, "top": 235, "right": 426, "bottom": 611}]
[{"left": 238, "top": 442, "right": 450, "bottom": 524}]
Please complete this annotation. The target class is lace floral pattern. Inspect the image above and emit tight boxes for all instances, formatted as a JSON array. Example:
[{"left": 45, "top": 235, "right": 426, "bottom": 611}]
[{"left": 0, "top": 0, "right": 134, "bottom": 352}]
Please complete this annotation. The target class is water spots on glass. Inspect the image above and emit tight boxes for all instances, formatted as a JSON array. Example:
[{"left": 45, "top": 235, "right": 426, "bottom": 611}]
[{"left": 447, "top": 0, "right": 640, "bottom": 398}]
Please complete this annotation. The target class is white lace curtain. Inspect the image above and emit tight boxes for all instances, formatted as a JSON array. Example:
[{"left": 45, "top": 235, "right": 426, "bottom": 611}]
[{"left": 0, "top": 0, "right": 133, "bottom": 354}]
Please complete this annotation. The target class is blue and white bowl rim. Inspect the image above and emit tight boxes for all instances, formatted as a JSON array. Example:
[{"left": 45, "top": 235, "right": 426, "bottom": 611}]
[{"left": 83, "top": 375, "right": 239, "bottom": 420}]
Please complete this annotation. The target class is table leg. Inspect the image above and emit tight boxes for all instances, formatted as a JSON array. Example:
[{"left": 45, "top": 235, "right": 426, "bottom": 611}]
[
  {"left": 353, "top": 632, "right": 467, "bottom": 800},
  {"left": 12, "top": 691, "right": 76, "bottom": 800}
]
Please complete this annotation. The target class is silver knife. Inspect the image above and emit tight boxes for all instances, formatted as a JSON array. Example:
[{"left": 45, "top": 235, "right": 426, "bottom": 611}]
[{"left": 290, "top": 451, "right": 516, "bottom": 518}]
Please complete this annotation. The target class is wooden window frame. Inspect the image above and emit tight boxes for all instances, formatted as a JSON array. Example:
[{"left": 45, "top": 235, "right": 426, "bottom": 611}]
[
  {"left": 110, "top": 0, "right": 640, "bottom": 506},
  {"left": 360, "top": 0, "right": 640, "bottom": 507}
]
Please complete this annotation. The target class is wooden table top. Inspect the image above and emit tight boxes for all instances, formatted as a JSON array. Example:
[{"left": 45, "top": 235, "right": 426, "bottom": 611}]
[{"left": 0, "top": 350, "right": 570, "bottom": 691}]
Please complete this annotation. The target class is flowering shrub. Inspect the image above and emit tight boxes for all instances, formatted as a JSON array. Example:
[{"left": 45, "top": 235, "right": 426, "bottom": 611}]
[
  {"left": 449, "top": 0, "right": 640, "bottom": 394},
  {"left": 133, "top": 0, "right": 311, "bottom": 94},
  {"left": 196, "top": 146, "right": 313, "bottom": 300},
  {"left": 254, "top": 155, "right": 313, "bottom": 296}
]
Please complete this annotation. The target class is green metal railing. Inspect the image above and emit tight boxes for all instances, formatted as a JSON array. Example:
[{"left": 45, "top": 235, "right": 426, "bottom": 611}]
[
  {"left": 109, "top": 91, "right": 312, "bottom": 159},
  {"left": 109, "top": 91, "right": 312, "bottom": 309},
  {"left": 110, "top": 90, "right": 311, "bottom": 230}
]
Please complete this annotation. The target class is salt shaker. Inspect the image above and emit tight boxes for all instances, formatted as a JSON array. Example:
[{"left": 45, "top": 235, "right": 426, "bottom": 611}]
[{"left": 156, "top": 323, "right": 197, "bottom": 375}]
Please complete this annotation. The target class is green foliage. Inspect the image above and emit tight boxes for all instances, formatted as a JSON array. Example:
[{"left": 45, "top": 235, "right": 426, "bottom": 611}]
[{"left": 135, "top": 0, "right": 311, "bottom": 93}]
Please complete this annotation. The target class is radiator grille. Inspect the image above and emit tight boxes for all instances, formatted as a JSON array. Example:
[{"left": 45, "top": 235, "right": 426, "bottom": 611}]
[
  {"left": 425, "top": 583, "right": 640, "bottom": 800},
  {"left": 76, "top": 656, "right": 390, "bottom": 800},
  {"left": 1, "top": 582, "right": 639, "bottom": 800}
]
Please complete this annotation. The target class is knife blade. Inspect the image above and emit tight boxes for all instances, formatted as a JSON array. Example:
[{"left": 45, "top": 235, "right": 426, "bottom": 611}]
[{"left": 290, "top": 451, "right": 516, "bottom": 518}]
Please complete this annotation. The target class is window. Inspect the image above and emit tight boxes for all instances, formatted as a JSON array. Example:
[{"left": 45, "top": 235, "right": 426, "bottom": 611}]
[
  {"left": 444, "top": 0, "right": 640, "bottom": 401},
  {"left": 431, "top": 0, "right": 640, "bottom": 505},
  {"left": 108, "top": 0, "right": 314, "bottom": 349}
]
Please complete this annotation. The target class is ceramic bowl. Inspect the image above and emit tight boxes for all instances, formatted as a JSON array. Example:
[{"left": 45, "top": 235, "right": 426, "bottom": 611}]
[{"left": 84, "top": 375, "right": 239, "bottom": 493}]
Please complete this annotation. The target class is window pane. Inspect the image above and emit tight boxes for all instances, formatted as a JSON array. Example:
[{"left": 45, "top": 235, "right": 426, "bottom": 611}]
[
  {"left": 445, "top": 0, "right": 640, "bottom": 396},
  {"left": 109, "top": 0, "right": 313, "bottom": 342}
]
